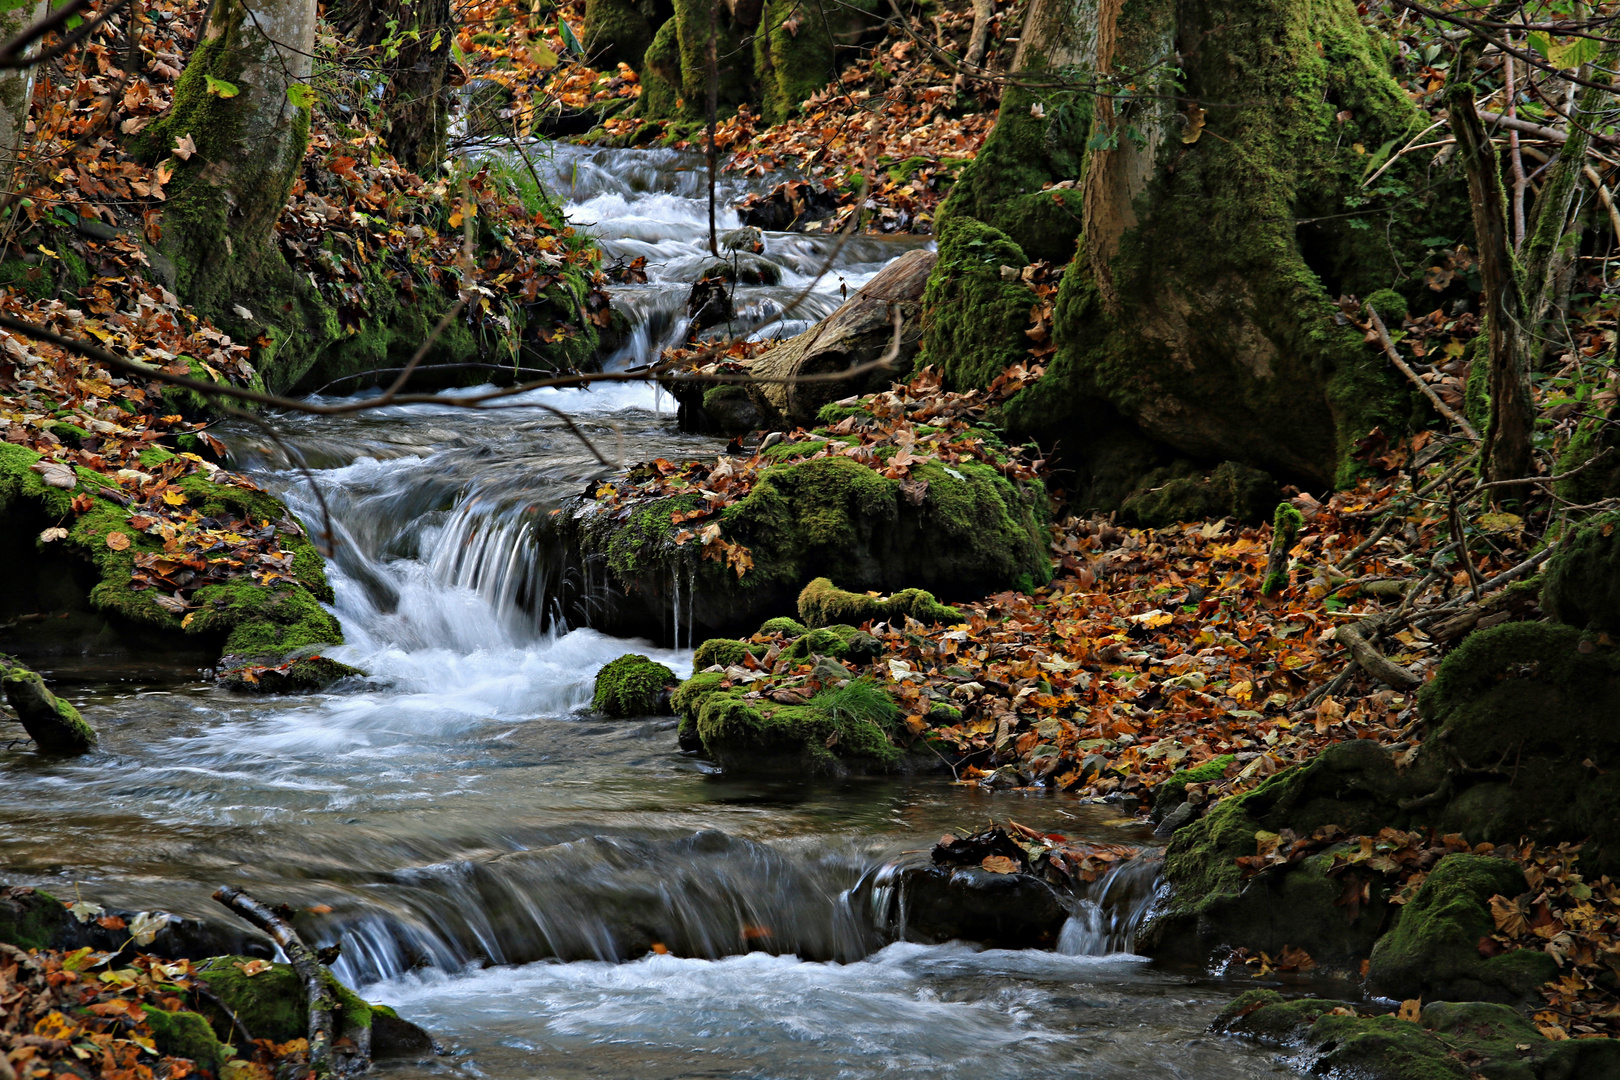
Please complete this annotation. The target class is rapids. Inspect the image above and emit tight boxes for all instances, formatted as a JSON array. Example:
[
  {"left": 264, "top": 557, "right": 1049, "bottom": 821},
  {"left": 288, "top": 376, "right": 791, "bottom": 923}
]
[{"left": 0, "top": 144, "right": 1297, "bottom": 1079}]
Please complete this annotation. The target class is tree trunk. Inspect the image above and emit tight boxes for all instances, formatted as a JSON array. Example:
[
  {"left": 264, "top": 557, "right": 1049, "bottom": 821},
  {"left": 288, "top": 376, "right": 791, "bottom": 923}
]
[
  {"left": 330, "top": 0, "right": 452, "bottom": 174},
  {"left": 149, "top": 0, "right": 316, "bottom": 319},
  {"left": 926, "top": 0, "right": 1468, "bottom": 499},
  {"left": 0, "top": 0, "right": 49, "bottom": 192},
  {"left": 1447, "top": 50, "right": 1534, "bottom": 494},
  {"left": 747, "top": 247, "right": 935, "bottom": 428}
]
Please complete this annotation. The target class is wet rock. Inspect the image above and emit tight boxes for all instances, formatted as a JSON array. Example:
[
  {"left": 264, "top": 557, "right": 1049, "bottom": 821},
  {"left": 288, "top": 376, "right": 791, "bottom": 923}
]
[
  {"left": 217, "top": 651, "right": 364, "bottom": 694},
  {"left": 735, "top": 180, "right": 839, "bottom": 232},
  {"left": 370, "top": 1006, "right": 436, "bottom": 1058},
  {"left": 698, "top": 253, "right": 782, "bottom": 286},
  {"left": 1, "top": 656, "right": 95, "bottom": 754},
  {"left": 0, "top": 884, "right": 272, "bottom": 961},
  {"left": 1119, "top": 461, "right": 1278, "bottom": 529},
  {"left": 720, "top": 226, "right": 764, "bottom": 254},
  {"left": 686, "top": 276, "right": 735, "bottom": 335},
  {"left": 890, "top": 864, "right": 1067, "bottom": 949},
  {"left": 699, "top": 385, "right": 763, "bottom": 435}
]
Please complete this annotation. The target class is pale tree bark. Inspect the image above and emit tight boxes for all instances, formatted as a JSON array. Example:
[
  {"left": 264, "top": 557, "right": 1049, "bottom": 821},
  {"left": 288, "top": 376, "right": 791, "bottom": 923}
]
[
  {"left": 0, "top": 0, "right": 49, "bottom": 192},
  {"left": 149, "top": 0, "right": 316, "bottom": 317}
]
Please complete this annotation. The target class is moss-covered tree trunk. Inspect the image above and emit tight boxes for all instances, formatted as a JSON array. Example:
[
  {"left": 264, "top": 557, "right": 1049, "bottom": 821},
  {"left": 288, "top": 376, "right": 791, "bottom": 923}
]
[
  {"left": 147, "top": 0, "right": 315, "bottom": 325},
  {"left": 927, "top": 0, "right": 1467, "bottom": 501},
  {"left": 0, "top": 0, "right": 48, "bottom": 189},
  {"left": 330, "top": 0, "right": 452, "bottom": 174}
]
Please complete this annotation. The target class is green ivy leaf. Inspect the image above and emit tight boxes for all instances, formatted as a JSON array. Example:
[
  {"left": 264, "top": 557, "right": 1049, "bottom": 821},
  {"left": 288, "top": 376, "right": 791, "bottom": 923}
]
[
  {"left": 1528, "top": 30, "right": 1553, "bottom": 58},
  {"left": 204, "top": 75, "right": 240, "bottom": 98},
  {"left": 557, "top": 19, "right": 583, "bottom": 56}
]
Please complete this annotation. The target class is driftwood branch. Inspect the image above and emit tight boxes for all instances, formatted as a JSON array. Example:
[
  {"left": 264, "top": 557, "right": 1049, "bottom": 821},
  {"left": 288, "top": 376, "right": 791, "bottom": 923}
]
[
  {"left": 1366, "top": 307, "right": 1482, "bottom": 441},
  {"left": 212, "top": 887, "right": 340, "bottom": 1077},
  {"left": 1335, "top": 617, "right": 1422, "bottom": 691}
]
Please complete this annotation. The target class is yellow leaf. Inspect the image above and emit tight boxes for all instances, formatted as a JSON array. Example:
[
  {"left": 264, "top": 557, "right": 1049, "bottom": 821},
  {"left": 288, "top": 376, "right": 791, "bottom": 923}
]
[
  {"left": 235, "top": 958, "right": 273, "bottom": 977},
  {"left": 1398, "top": 999, "right": 1422, "bottom": 1023},
  {"left": 163, "top": 489, "right": 187, "bottom": 505}
]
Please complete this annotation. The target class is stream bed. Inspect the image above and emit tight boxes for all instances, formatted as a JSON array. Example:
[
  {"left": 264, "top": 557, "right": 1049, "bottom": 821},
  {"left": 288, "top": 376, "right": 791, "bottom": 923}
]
[{"left": 0, "top": 145, "right": 1300, "bottom": 1079}]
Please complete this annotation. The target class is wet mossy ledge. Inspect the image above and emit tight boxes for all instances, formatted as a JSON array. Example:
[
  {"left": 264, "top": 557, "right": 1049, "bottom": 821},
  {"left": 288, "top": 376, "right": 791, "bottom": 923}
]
[
  {"left": 0, "top": 441, "right": 351, "bottom": 685},
  {"left": 547, "top": 424, "right": 1051, "bottom": 643},
  {"left": 1214, "top": 992, "right": 1620, "bottom": 1079}
]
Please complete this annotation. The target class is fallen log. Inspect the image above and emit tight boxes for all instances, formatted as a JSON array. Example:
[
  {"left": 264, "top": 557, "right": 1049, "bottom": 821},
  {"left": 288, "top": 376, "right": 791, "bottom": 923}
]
[
  {"left": 0, "top": 657, "right": 96, "bottom": 754},
  {"left": 747, "top": 247, "right": 937, "bottom": 428}
]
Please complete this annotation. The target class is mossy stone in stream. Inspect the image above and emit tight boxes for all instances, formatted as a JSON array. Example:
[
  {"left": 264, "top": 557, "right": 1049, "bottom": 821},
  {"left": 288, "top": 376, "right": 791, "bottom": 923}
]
[
  {"left": 0, "top": 885, "right": 65, "bottom": 951},
  {"left": 779, "top": 624, "right": 883, "bottom": 665},
  {"left": 758, "top": 616, "right": 806, "bottom": 637},
  {"left": 195, "top": 956, "right": 373, "bottom": 1045},
  {"left": 1148, "top": 754, "right": 1233, "bottom": 821},
  {"left": 592, "top": 654, "right": 677, "bottom": 717},
  {"left": 0, "top": 659, "right": 96, "bottom": 754},
  {"left": 1367, "top": 853, "right": 1556, "bottom": 1005},
  {"left": 671, "top": 673, "right": 904, "bottom": 773}
]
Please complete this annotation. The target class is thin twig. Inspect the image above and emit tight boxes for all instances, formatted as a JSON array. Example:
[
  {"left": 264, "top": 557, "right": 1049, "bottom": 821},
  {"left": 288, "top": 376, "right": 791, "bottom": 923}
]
[{"left": 1366, "top": 307, "right": 1482, "bottom": 441}]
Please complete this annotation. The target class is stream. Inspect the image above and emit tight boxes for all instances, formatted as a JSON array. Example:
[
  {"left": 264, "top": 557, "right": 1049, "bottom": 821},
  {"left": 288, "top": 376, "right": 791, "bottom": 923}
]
[{"left": 0, "top": 144, "right": 1298, "bottom": 1079}]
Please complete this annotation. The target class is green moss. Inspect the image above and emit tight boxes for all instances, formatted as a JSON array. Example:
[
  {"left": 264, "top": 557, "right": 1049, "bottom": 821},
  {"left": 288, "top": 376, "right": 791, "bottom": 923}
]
[
  {"left": 1262, "top": 502, "right": 1305, "bottom": 596},
  {"left": 1151, "top": 754, "right": 1234, "bottom": 814},
  {"left": 693, "top": 637, "right": 755, "bottom": 670},
  {"left": 0, "top": 258, "right": 57, "bottom": 299},
  {"left": 797, "top": 577, "right": 961, "bottom": 628},
  {"left": 1541, "top": 510, "right": 1620, "bottom": 634},
  {"left": 917, "top": 217, "right": 1040, "bottom": 392},
  {"left": 141, "top": 1006, "right": 228, "bottom": 1071},
  {"left": 195, "top": 956, "right": 372, "bottom": 1045},
  {"left": 186, "top": 578, "right": 343, "bottom": 661},
  {"left": 0, "top": 660, "right": 96, "bottom": 754},
  {"left": 1419, "top": 621, "right": 1620, "bottom": 874},
  {"left": 1367, "top": 853, "right": 1554, "bottom": 1004},
  {"left": 780, "top": 623, "right": 881, "bottom": 664},
  {"left": 0, "top": 886, "right": 64, "bottom": 951},
  {"left": 670, "top": 670, "right": 726, "bottom": 717},
  {"left": 1554, "top": 408, "right": 1620, "bottom": 506},
  {"left": 758, "top": 616, "right": 807, "bottom": 636},
  {"left": 753, "top": 0, "right": 878, "bottom": 124},
  {"left": 936, "top": 60, "right": 1086, "bottom": 265},
  {"left": 582, "top": 0, "right": 658, "bottom": 71},
  {"left": 1366, "top": 288, "right": 1410, "bottom": 324},
  {"left": 692, "top": 677, "right": 902, "bottom": 773},
  {"left": 814, "top": 402, "right": 868, "bottom": 426},
  {"left": 592, "top": 653, "right": 677, "bottom": 717}
]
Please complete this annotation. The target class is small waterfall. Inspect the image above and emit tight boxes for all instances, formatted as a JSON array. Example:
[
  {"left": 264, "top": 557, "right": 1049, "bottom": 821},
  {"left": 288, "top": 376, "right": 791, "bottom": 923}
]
[
  {"left": 1056, "top": 854, "right": 1165, "bottom": 956},
  {"left": 315, "top": 831, "right": 890, "bottom": 986}
]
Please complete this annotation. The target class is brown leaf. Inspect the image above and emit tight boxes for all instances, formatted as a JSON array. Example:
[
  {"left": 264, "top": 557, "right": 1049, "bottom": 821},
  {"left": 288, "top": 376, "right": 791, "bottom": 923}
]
[
  {"left": 105, "top": 531, "right": 130, "bottom": 551},
  {"left": 981, "top": 855, "right": 1020, "bottom": 874}
]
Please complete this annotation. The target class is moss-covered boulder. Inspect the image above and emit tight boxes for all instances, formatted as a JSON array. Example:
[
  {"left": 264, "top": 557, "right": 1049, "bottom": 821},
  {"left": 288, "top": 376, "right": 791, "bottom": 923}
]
[
  {"left": 1217, "top": 992, "right": 1620, "bottom": 1080},
  {"left": 1148, "top": 754, "right": 1233, "bottom": 823},
  {"left": 1554, "top": 409, "right": 1620, "bottom": 508},
  {"left": 0, "top": 444, "right": 343, "bottom": 674},
  {"left": 218, "top": 653, "right": 365, "bottom": 693},
  {"left": 1419, "top": 621, "right": 1620, "bottom": 875},
  {"left": 1541, "top": 511, "right": 1620, "bottom": 635},
  {"left": 141, "top": 1005, "right": 229, "bottom": 1073},
  {"left": 780, "top": 623, "right": 883, "bottom": 664},
  {"left": 671, "top": 673, "right": 908, "bottom": 773},
  {"left": 557, "top": 449, "right": 1046, "bottom": 642},
  {"left": 1140, "top": 739, "right": 1437, "bottom": 965},
  {"left": 0, "top": 657, "right": 95, "bottom": 754},
  {"left": 692, "top": 637, "right": 760, "bottom": 670},
  {"left": 797, "top": 578, "right": 961, "bottom": 628},
  {"left": 592, "top": 654, "right": 677, "bottom": 717},
  {"left": 1366, "top": 854, "right": 1557, "bottom": 1005},
  {"left": 1119, "top": 462, "right": 1278, "bottom": 529}
]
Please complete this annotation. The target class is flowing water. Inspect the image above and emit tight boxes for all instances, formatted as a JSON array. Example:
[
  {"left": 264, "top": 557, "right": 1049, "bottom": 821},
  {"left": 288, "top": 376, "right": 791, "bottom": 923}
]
[{"left": 0, "top": 145, "right": 1297, "bottom": 1079}]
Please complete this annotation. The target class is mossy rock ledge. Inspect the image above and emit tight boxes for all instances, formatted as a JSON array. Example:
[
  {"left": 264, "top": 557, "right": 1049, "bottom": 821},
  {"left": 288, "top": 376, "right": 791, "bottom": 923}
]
[
  {"left": 0, "top": 442, "right": 348, "bottom": 679},
  {"left": 1214, "top": 991, "right": 1620, "bottom": 1079},
  {"left": 548, "top": 445, "right": 1050, "bottom": 643},
  {"left": 1140, "top": 620, "right": 1620, "bottom": 1005}
]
